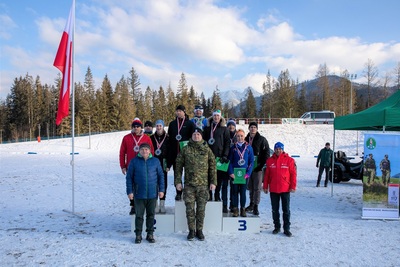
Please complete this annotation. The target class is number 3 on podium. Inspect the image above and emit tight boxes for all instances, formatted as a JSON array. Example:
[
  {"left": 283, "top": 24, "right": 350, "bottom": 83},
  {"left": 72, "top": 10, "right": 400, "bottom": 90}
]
[{"left": 238, "top": 220, "right": 247, "bottom": 231}]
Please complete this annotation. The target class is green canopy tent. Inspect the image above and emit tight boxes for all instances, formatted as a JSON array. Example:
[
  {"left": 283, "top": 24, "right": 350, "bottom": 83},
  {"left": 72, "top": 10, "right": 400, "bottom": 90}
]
[
  {"left": 334, "top": 90, "right": 400, "bottom": 131},
  {"left": 330, "top": 90, "right": 400, "bottom": 195}
]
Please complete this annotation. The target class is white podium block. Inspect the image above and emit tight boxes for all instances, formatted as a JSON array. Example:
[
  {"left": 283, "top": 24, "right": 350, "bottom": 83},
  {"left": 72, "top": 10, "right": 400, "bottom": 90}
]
[
  {"left": 222, "top": 214, "right": 261, "bottom": 233},
  {"left": 130, "top": 207, "right": 175, "bottom": 235},
  {"left": 174, "top": 201, "right": 223, "bottom": 232}
]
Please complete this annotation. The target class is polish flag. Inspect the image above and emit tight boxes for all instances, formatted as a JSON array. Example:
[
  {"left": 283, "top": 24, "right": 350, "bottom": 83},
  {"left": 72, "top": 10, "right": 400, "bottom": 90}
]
[{"left": 54, "top": 2, "right": 74, "bottom": 125}]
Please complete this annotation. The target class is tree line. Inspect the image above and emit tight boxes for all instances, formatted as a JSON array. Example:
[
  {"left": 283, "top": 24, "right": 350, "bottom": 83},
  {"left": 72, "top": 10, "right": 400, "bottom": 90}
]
[{"left": 1, "top": 59, "right": 399, "bottom": 142}]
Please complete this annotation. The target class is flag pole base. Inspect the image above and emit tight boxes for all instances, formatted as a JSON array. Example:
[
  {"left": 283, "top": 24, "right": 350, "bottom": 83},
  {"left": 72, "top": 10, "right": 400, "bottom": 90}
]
[{"left": 62, "top": 209, "right": 86, "bottom": 219}]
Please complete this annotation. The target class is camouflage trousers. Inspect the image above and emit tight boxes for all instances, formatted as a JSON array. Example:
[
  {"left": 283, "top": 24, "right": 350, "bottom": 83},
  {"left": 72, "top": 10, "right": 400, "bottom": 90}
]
[
  {"left": 381, "top": 170, "right": 391, "bottom": 185},
  {"left": 366, "top": 168, "right": 375, "bottom": 183},
  {"left": 183, "top": 185, "right": 209, "bottom": 231}
]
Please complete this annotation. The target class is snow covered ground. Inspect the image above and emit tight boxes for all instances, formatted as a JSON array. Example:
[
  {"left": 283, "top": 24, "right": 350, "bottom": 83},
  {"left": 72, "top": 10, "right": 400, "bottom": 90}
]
[{"left": 1, "top": 124, "right": 399, "bottom": 266}]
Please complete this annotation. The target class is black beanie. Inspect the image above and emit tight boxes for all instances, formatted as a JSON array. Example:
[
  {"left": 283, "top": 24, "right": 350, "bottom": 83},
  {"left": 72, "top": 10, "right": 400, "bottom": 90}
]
[
  {"left": 249, "top": 122, "right": 258, "bottom": 128},
  {"left": 176, "top": 105, "right": 186, "bottom": 113}
]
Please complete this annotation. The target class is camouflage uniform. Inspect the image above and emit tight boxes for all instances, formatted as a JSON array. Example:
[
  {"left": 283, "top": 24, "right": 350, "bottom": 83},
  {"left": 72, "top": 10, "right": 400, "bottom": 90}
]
[
  {"left": 380, "top": 156, "right": 391, "bottom": 185},
  {"left": 175, "top": 139, "right": 217, "bottom": 231},
  {"left": 364, "top": 155, "right": 376, "bottom": 184}
]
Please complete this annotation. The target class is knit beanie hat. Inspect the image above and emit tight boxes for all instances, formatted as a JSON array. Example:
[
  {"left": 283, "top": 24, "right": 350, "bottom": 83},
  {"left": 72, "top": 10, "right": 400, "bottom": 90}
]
[
  {"left": 131, "top": 118, "right": 142, "bottom": 128},
  {"left": 144, "top": 121, "right": 153, "bottom": 127},
  {"left": 193, "top": 128, "right": 203, "bottom": 137},
  {"left": 274, "top": 142, "right": 284, "bottom": 150},
  {"left": 155, "top": 119, "right": 165, "bottom": 127},
  {"left": 212, "top": 109, "right": 222, "bottom": 116},
  {"left": 139, "top": 142, "right": 151, "bottom": 150},
  {"left": 176, "top": 105, "right": 186, "bottom": 113},
  {"left": 249, "top": 122, "right": 258, "bottom": 128},
  {"left": 227, "top": 119, "right": 236, "bottom": 127}
]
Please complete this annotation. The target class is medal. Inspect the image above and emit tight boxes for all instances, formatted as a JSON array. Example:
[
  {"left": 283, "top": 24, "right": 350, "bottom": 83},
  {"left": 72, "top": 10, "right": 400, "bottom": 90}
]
[
  {"left": 209, "top": 121, "right": 219, "bottom": 146},
  {"left": 132, "top": 133, "right": 144, "bottom": 153},
  {"left": 236, "top": 143, "right": 248, "bottom": 167},
  {"left": 154, "top": 132, "right": 167, "bottom": 156},
  {"left": 176, "top": 117, "right": 185, "bottom": 141}
]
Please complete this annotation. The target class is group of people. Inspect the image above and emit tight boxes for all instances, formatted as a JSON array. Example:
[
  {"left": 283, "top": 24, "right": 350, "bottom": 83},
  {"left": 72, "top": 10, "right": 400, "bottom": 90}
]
[
  {"left": 315, "top": 142, "right": 392, "bottom": 187},
  {"left": 364, "top": 153, "right": 391, "bottom": 185},
  {"left": 120, "top": 104, "right": 298, "bottom": 243}
]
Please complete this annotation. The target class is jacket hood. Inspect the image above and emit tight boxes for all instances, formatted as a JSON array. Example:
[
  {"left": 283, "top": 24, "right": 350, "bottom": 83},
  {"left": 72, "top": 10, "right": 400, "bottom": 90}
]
[{"left": 207, "top": 116, "right": 227, "bottom": 127}]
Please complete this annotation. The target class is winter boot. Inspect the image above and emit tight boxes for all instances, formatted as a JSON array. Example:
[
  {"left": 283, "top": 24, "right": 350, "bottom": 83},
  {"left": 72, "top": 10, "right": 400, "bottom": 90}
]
[
  {"left": 272, "top": 228, "right": 280, "bottom": 234},
  {"left": 187, "top": 230, "right": 195, "bottom": 241},
  {"left": 135, "top": 235, "right": 142, "bottom": 244},
  {"left": 232, "top": 207, "right": 239, "bottom": 217},
  {"left": 196, "top": 230, "right": 205, "bottom": 241},
  {"left": 240, "top": 208, "right": 247, "bottom": 217},
  {"left": 160, "top": 200, "right": 166, "bottom": 214},
  {"left": 253, "top": 204, "right": 259, "bottom": 216},
  {"left": 222, "top": 205, "right": 228, "bottom": 213},
  {"left": 214, "top": 193, "right": 221, "bottom": 202},
  {"left": 324, "top": 180, "right": 328, "bottom": 187},
  {"left": 208, "top": 191, "right": 213, "bottom": 201},
  {"left": 146, "top": 234, "right": 155, "bottom": 243},
  {"left": 245, "top": 202, "right": 254, "bottom": 212}
]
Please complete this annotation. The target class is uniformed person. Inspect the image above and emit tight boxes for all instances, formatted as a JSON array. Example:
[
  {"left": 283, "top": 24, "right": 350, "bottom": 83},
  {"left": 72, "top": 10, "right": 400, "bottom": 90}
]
[
  {"left": 175, "top": 128, "right": 217, "bottom": 241},
  {"left": 365, "top": 154, "right": 376, "bottom": 184},
  {"left": 380, "top": 154, "right": 391, "bottom": 186}
]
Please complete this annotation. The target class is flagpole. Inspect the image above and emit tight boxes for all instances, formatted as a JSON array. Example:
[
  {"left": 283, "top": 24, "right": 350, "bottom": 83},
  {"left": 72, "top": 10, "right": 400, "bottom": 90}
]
[
  {"left": 59, "top": 0, "right": 84, "bottom": 219},
  {"left": 71, "top": 0, "right": 76, "bottom": 215}
]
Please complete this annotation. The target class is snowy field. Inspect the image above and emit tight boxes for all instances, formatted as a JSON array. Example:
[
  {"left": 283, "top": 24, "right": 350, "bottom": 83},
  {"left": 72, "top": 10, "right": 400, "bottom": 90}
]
[{"left": 1, "top": 124, "right": 399, "bottom": 266}]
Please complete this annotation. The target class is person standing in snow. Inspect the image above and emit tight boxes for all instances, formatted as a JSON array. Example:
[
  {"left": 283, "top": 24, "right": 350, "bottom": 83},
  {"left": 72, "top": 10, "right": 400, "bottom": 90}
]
[
  {"left": 126, "top": 143, "right": 165, "bottom": 244},
  {"left": 228, "top": 129, "right": 254, "bottom": 217},
  {"left": 150, "top": 119, "right": 169, "bottom": 213},
  {"left": 175, "top": 129, "right": 217, "bottom": 241},
  {"left": 263, "top": 142, "right": 297, "bottom": 237},
  {"left": 245, "top": 121, "right": 270, "bottom": 216},
  {"left": 316, "top": 142, "right": 333, "bottom": 187},
  {"left": 166, "top": 105, "right": 196, "bottom": 201},
  {"left": 119, "top": 118, "right": 154, "bottom": 215}
]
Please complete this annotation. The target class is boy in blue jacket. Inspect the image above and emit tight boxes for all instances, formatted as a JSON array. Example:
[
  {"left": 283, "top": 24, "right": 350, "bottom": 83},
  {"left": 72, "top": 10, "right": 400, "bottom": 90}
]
[{"left": 126, "top": 142, "right": 165, "bottom": 244}]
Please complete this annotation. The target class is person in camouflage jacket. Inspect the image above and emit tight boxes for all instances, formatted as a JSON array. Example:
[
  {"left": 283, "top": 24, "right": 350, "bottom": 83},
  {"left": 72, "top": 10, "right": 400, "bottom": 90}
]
[{"left": 175, "top": 128, "right": 217, "bottom": 241}]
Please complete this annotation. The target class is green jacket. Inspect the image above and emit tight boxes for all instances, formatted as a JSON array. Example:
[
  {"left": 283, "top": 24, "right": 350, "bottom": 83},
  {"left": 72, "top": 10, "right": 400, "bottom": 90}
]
[
  {"left": 175, "top": 139, "right": 217, "bottom": 187},
  {"left": 317, "top": 147, "right": 333, "bottom": 167}
]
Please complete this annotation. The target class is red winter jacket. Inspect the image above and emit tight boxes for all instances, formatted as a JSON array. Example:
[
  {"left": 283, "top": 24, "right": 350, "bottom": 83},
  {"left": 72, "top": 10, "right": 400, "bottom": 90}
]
[
  {"left": 263, "top": 152, "right": 297, "bottom": 193},
  {"left": 119, "top": 132, "right": 154, "bottom": 169}
]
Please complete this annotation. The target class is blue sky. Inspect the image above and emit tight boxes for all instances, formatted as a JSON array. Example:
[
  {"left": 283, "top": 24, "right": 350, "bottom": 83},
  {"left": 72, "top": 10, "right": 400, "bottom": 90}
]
[{"left": 1, "top": 0, "right": 399, "bottom": 100}]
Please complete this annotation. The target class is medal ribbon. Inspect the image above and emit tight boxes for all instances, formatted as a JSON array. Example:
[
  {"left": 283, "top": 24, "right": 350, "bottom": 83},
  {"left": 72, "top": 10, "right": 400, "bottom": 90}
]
[
  {"left": 236, "top": 143, "right": 248, "bottom": 162},
  {"left": 155, "top": 133, "right": 167, "bottom": 150},
  {"left": 210, "top": 121, "right": 219, "bottom": 139},
  {"left": 176, "top": 117, "right": 185, "bottom": 136},
  {"left": 132, "top": 133, "right": 144, "bottom": 149}
]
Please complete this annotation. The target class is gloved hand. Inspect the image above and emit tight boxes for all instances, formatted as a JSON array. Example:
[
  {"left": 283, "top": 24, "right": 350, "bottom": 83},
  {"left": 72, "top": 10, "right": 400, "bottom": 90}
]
[
  {"left": 245, "top": 174, "right": 250, "bottom": 179},
  {"left": 220, "top": 156, "right": 229, "bottom": 163}
]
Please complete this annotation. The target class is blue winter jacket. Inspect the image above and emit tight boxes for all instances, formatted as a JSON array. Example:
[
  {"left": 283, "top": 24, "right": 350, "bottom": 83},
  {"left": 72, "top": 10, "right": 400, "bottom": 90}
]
[
  {"left": 228, "top": 142, "right": 254, "bottom": 177},
  {"left": 126, "top": 154, "right": 165, "bottom": 199}
]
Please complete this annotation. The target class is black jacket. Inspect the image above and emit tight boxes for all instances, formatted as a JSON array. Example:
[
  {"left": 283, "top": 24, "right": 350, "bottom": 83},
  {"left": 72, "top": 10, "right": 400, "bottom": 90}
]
[
  {"left": 203, "top": 117, "right": 230, "bottom": 159},
  {"left": 167, "top": 115, "right": 195, "bottom": 167},
  {"left": 150, "top": 130, "right": 169, "bottom": 169},
  {"left": 245, "top": 131, "right": 270, "bottom": 172}
]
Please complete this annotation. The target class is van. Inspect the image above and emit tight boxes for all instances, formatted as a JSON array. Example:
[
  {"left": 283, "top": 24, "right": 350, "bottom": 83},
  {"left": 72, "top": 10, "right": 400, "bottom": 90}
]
[{"left": 299, "top": 111, "right": 335, "bottom": 124}]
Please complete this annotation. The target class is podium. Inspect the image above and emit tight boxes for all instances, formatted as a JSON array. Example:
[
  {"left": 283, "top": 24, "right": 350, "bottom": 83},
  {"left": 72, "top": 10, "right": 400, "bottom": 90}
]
[{"left": 131, "top": 201, "right": 260, "bottom": 234}]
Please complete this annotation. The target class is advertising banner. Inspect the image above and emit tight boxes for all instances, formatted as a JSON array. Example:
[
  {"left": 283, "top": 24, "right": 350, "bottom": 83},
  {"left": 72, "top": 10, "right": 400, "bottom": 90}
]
[{"left": 362, "top": 133, "right": 400, "bottom": 219}]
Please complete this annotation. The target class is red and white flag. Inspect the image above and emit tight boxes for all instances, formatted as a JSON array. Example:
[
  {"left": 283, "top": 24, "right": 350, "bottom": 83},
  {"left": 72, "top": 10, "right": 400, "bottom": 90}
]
[{"left": 54, "top": 2, "right": 75, "bottom": 125}]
